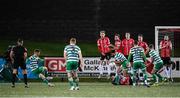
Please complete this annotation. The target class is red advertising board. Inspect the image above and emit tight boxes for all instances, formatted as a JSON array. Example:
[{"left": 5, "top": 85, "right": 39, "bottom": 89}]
[{"left": 44, "top": 57, "right": 66, "bottom": 73}]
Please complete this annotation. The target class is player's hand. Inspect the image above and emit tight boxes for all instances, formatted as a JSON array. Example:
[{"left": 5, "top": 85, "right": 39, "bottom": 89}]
[
  {"left": 79, "top": 65, "right": 83, "bottom": 72},
  {"left": 80, "top": 62, "right": 84, "bottom": 72},
  {"left": 127, "top": 62, "right": 131, "bottom": 68},
  {"left": 11, "top": 59, "right": 14, "bottom": 64},
  {"left": 101, "top": 52, "right": 105, "bottom": 56},
  {"left": 62, "top": 62, "right": 66, "bottom": 67}
]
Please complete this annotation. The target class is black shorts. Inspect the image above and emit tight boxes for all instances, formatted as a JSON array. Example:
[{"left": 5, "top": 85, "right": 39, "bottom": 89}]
[
  {"left": 13, "top": 60, "right": 26, "bottom": 70},
  {"left": 161, "top": 57, "right": 171, "bottom": 65},
  {"left": 100, "top": 53, "right": 111, "bottom": 60}
]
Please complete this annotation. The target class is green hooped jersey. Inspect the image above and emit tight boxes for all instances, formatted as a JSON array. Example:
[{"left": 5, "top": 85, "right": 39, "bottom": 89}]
[
  {"left": 149, "top": 49, "right": 163, "bottom": 64},
  {"left": 64, "top": 44, "right": 81, "bottom": 62},
  {"left": 26, "top": 55, "right": 41, "bottom": 71},
  {"left": 114, "top": 52, "right": 127, "bottom": 63},
  {"left": 130, "top": 46, "right": 145, "bottom": 63}
]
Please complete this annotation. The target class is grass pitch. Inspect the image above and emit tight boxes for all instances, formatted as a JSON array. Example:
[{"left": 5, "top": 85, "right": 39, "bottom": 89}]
[{"left": 0, "top": 82, "right": 180, "bottom": 97}]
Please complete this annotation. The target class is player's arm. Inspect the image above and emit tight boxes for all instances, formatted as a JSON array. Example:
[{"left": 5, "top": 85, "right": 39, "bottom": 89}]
[
  {"left": 169, "top": 41, "right": 172, "bottom": 50},
  {"left": 78, "top": 51, "right": 84, "bottom": 68},
  {"left": 115, "top": 42, "right": 121, "bottom": 50},
  {"left": 63, "top": 47, "right": 68, "bottom": 66},
  {"left": 148, "top": 53, "right": 154, "bottom": 63},
  {"left": 24, "top": 48, "right": 28, "bottom": 60},
  {"left": 127, "top": 52, "right": 132, "bottom": 62},
  {"left": 121, "top": 40, "right": 125, "bottom": 53},
  {"left": 159, "top": 41, "right": 166, "bottom": 49},
  {"left": 97, "top": 40, "right": 105, "bottom": 55},
  {"left": 145, "top": 43, "right": 149, "bottom": 55},
  {"left": 97, "top": 40, "right": 102, "bottom": 52},
  {"left": 142, "top": 52, "right": 147, "bottom": 62},
  {"left": 132, "top": 39, "right": 135, "bottom": 46},
  {"left": 24, "top": 52, "right": 27, "bottom": 60},
  {"left": 107, "top": 37, "right": 111, "bottom": 46},
  {"left": 10, "top": 50, "right": 14, "bottom": 63}
]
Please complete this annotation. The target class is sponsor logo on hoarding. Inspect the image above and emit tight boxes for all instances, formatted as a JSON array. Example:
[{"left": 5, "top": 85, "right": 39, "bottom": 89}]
[
  {"left": 45, "top": 57, "right": 66, "bottom": 72},
  {"left": 44, "top": 57, "right": 180, "bottom": 77}
]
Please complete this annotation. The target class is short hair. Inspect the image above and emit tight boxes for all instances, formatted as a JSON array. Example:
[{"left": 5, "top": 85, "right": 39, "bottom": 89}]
[
  {"left": 34, "top": 49, "right": 40, "bottom": 53},
  {"left": 149, "top": 44, "right": 154, "bottom": 49},
  {"left": 134, "top": 40, "right": 138, "bottom": 45},
  {"left": 70, "top": 38, "right": 76, "bottom": 43},
  {"left": 17, "top": 38, "right": 23, "bottom": 43},
  {"left": 100, "top": 30, "right": 105, "bottom": 34},
  {"left": 125, "top": 32, "right": 130, "bottom": 34},
  {"left": 115, "top": 34, "right": 120, "bottom": 37},
  {"left": 164, "top": 34, "right": 169, "bottom": 37},
  {"left": 138, "top": 34, "right": 143, "bottom": 37}
]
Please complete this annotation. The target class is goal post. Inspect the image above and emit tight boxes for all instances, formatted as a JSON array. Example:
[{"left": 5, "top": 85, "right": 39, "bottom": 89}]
[{"left": 155, "top": 26, "right": 180, "bottom": 57}]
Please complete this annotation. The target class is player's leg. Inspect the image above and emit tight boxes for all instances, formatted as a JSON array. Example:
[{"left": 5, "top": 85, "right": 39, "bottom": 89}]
[
  {"left": 132, "top": 63, "right": 138, "bottom": 86},
  {"left": 34, "top": 67, "right": 54, "bottom": 87},
  {"left": 163, "top": 57, "right": 170, "bottom": 80},
  {"left": 169, "top": 62, "right": 173, "bottom": 82},
  {"left": 42, "top": 66, "right": 53, "bottom": 80},
  {"left": 115, "top": 65, "right": 121, "bottom": 76},
  {"left": 155, "top": 62, "right": 164, "bottom": 82},
  {"left": 39, "top": 73, "right": 54, "bottom": 87},
  {"left": 123, "top": 61, "right": 133, "bottom": 79},
  {"left": 66, "top": 62, "right": 75, "bottom": 90},
  {"left": 72, "top": 71, "right": 79, "bottom": 90},
  {"left": 21, "top": 62, "right": 28, "bottom": 88},
  {"left": 140, "top": 63, "right": 149, "bottom": 87},
  {"left": 106, "top": 53, "right": 111, "bottom": 79},
  {"left": 72, "top": 62, "right": 79, "bottom": 90},
  {"left": 98, "top": 55, "right": 105, "bottom": 78},
  {"left": 167, "top": 58, "right": 173, "bottom": 82},
  {"left": 12, "top": 68, "right": 18, "bottom": 87},
  {"left": 151, "top": 62, "right": 164, "bottom": 86},
  {"left": 22, "top": 69, "right": 28, "bottom": 88},
  {"left": 11, "top": 61, "right": 18, "bottom": 87}
]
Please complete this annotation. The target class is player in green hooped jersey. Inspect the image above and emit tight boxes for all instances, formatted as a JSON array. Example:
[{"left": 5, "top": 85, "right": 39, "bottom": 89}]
[
  {"left": 109, "top": 45, "right": 133, "bottom": 85},
  {"left": 26, "top": 49, "right": 54, "bottom": 87},
  {"left": 64, "top": 38, "right": 84, "bottom": 90},
  {"left": 149, "top": 44, "right": 164, "bottom": 85},
  {"left": 128, "top": 41, "right": 149, "bottom": 87}
]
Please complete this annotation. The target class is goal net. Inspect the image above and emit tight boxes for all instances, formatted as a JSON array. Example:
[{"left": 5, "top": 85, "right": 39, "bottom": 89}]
[{"left": 155, "top": 26, "right": 180, "bottom": 57}]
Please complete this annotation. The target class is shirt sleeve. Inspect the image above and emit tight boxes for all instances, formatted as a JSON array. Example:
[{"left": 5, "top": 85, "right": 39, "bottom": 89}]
[
  {"left": 144, "top": 42, "right": 149, "bottom": 50},
  {"left": 97, "top": 40, "right": 100, "bottom": 46},
  {"left": 64, "top": 46, "right": 67, "bottom": 53},
  {"left": 24, "top": 48, "right": 27, "bottom": 53},
  {"left": 107, "top": 37, "right": 110, "bottom": 45}
]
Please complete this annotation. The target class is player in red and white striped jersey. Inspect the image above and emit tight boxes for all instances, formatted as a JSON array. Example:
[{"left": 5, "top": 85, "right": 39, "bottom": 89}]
[
  {"left": 159, "top": 35, "right": 173, "bottom": 81},
  {"left": 138, "top": 34, "right": 149, "bottom": 55},
  {"left": 122, "top": 32, "right": 134, "bottom": 59},
  {"left": 97, "top": 30, "right": 111, "bottom": 79},
  {"left": 114, "top": 34, "right": 122, "bottom": 53}
]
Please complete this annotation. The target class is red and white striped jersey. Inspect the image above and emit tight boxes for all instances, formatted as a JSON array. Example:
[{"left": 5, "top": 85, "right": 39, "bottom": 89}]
[
  {"left": 160, "top": 40, "right": 172, "bottom": 57},
  {"left": 121, "top": 38, "right": 134, "bottom": 56},
  {"left": 138, "top": 41, "right": 149, "bottom": 54},
  {"left": 115, "top": 40, "right": 122, "bottom": 53},
  {"left": 97, "top": 37, "right": 111, "bottom": 53}
]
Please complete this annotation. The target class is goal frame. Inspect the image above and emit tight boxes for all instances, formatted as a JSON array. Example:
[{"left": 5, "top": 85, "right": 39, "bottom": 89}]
[{"left": 155, "top": 26, "right": 180, "bottom": 51}]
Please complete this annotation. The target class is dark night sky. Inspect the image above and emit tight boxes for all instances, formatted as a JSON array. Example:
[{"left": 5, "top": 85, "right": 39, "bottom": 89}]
[{"left": 0, "top": 0, "right": 180, "bottom": 43}]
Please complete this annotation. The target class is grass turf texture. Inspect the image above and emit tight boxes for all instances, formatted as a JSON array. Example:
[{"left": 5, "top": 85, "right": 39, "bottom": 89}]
[{"left": 0, "top": 82, "right": 180, "bottom": 97}]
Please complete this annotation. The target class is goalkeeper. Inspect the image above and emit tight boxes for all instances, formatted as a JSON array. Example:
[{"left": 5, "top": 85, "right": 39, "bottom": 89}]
[{"left": 26, "top": 49, "right": 54, "bottom": 87}]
